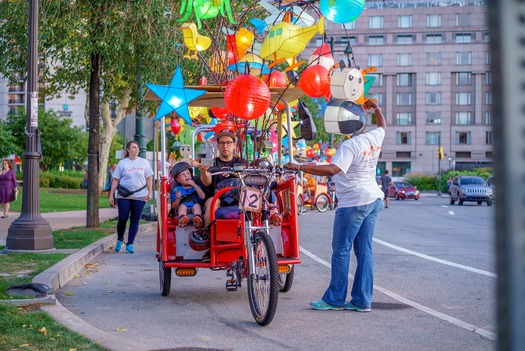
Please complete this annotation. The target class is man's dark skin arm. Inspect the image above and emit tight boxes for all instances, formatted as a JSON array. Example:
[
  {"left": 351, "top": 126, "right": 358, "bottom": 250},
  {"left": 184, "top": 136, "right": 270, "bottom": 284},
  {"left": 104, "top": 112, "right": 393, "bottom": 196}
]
[{"left": 284, "top": 99, "right": 386, "bottom": 176}]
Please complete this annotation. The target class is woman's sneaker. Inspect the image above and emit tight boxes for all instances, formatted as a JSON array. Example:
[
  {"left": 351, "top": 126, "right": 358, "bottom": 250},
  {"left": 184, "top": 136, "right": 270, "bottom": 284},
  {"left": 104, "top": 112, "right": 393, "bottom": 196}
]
[
  {"left": 126, "top": 244, "right": 134, "bottom": 254},
  {"left": 115, "top": 240, "right": 124, "bottom": 252}
]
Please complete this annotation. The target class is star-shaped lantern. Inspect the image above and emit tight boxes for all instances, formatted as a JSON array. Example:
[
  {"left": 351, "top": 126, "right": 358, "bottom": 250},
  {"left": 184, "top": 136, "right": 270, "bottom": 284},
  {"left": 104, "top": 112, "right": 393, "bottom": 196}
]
[{"left": 146, "top": 67, "right": 207, "bottom": 124}]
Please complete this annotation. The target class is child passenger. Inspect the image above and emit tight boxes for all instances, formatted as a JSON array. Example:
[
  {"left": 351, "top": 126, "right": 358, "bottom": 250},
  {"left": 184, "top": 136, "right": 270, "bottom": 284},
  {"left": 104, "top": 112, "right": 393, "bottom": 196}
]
[{"left": 170, "top": 162, "right": 205, "bottom": 228}]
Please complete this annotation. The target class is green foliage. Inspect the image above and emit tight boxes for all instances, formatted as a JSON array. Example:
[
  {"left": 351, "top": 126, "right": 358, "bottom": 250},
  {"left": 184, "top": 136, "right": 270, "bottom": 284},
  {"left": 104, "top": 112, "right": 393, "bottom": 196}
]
[
  {"left": 0, "top": 120, "right": 17, "bottom": 158},
  {"left": 406, "top": 168, "right": 494, "bottom": 193},
  {"left": 5, "top": 108, "right": 88, "bottom": 170},
  {"left": 405, "top": 175, "right": 438, "bottom": 191}
]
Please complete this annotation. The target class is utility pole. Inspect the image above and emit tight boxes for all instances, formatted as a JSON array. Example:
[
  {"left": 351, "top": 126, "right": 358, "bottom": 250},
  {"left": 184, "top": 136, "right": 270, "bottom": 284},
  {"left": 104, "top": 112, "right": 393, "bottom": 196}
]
[{"left": 7, "top": 0, "right": 53, "bottom": 251}]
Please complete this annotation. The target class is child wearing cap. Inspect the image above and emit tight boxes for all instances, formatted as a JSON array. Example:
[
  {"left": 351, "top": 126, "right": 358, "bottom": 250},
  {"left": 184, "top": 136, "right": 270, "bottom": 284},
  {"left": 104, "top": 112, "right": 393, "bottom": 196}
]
[{"left": 171, "top": 162, "right": 206, "bottom": 228}]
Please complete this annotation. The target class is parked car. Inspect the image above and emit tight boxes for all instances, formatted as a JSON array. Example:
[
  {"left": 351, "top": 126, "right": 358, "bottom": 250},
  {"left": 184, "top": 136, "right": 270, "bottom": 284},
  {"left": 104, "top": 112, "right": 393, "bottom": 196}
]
[
  {"left": 486, "top": 176, "right": 496, "bottom": 201},
  {"left": 389, "top": 181, "right": 420, "bottom": 200},
  {"left": 449, "top": 176, "right": 493, "bottom": 206}
]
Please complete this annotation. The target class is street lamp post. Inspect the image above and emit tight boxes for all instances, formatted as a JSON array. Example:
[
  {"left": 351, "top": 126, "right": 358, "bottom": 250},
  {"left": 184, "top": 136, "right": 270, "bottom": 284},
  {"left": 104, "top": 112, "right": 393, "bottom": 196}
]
[
  {"left": 6, "top": 0, "right": 53, "bottom": 251},
  {"left": 448, "top": 156, "right": 452, "bottom": 171}
]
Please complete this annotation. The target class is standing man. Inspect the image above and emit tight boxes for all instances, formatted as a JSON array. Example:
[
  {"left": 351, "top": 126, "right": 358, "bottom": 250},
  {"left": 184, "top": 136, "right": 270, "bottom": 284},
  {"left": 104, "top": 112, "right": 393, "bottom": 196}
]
[
  {"left": 380, "top": 169, "right": 392, "bottom": 208},
  {"left": 284, "top": 99, "right": 386, "bottom": 312}
]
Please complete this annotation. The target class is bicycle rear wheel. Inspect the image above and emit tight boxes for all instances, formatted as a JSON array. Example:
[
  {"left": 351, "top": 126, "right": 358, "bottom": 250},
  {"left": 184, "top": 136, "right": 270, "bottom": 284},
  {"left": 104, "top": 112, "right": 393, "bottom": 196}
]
[{"left": 247, "top": 230, "right": 279, "bottom": 326}]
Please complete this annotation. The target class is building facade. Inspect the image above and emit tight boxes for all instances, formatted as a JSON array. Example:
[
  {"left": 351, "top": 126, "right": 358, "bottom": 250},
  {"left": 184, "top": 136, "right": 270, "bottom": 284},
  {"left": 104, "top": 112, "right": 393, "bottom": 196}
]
[{"left": 308, "top": 0, "right": 491, "bottom": 176}]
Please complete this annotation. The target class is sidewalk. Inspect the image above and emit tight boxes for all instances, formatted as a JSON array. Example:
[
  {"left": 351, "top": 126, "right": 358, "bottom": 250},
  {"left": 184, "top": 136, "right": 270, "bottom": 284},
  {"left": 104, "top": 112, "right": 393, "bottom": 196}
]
[{"left": 0, "top": 208, "right": 119, "bottom": 247}]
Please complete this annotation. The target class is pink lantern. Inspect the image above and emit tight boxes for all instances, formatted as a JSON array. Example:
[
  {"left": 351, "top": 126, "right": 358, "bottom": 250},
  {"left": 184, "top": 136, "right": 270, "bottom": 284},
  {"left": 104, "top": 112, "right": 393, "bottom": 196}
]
[
  {"left": 224, "top": 74, "right": 271, "bottom": 120},
  {"left": 297, "top": 65, "right": 330, "bottom": 98}
]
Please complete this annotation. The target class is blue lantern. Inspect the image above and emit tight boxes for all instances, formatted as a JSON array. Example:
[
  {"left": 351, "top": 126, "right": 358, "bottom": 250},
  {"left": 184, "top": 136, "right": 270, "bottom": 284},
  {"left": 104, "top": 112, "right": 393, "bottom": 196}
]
[{"left": 320, "top": 0, "right": 365, "bottom": 24}]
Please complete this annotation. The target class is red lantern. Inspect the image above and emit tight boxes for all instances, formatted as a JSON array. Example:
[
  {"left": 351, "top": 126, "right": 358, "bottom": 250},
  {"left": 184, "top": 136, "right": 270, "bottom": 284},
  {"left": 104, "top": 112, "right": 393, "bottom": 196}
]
[
  {"left": 262, "top": 71, "right": 288, "bottom": 110},
  {"left": 306, "top": 148, "right": 316, "bottom": 158},
  {"left": 225, "top": 34, "right": 239, "bottom": 66},
  {"left": 210, "top": 107, "right": 229, "bottom": 119},
  {"left": 170, "top": 116, "right": 181, "bottom": 135},
  {"left": 224, "top": 74, "right": 271, "bottom": 120},
  {"left": 297, "top": 65, "right": 330, "bottom": 98}
]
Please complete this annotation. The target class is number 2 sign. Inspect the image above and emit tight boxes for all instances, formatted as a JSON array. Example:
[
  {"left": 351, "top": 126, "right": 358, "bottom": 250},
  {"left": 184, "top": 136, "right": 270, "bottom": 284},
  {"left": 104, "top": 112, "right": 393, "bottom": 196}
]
[{"left": 239, "top": 186, "right": 262, "bottom": 212}]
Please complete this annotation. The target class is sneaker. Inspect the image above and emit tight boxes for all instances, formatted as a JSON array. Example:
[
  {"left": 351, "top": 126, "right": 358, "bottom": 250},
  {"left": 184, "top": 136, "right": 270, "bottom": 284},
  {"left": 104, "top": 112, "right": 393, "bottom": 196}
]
[
  {"left": 344, "top": 301, "right": 371, "bottom": 312},
  {"left": 310, "top": 299, "right": 343, "bottom": 311},
  {"left": 115, "top": 240, "right": 124, "bottom": 252},
  {"left": 126, "top": 244, "right": 134, "bottom": 254}
]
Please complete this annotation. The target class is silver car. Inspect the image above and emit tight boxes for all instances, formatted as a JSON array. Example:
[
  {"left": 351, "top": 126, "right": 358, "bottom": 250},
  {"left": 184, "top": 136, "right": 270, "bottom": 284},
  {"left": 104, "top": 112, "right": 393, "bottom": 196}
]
[{"left": 449, "top": 176, "right": 493, "bottom": 206}]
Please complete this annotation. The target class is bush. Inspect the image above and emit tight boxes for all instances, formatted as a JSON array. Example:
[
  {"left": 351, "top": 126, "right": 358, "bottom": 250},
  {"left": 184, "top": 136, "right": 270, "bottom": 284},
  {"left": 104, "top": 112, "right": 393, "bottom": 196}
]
[
  {"left": 405, "top": 175, "right": 438, "bottom": 191},
  {"left": 406, "top": 168, "right": 494, "bottom": 193}
]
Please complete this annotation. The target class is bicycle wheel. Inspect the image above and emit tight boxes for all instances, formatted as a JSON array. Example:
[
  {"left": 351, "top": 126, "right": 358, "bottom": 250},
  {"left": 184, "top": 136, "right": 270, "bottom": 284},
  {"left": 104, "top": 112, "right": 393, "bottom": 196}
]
[
  {"left": 278, "top": 265, "right": 295, "bottom": 292},
  {"left": 158, "top": 241, "right": 171, "bottom": 296},
  {"left": 315, "top": 194, "right": 330, "bottom": 212},
  {"left": 297, "top": 195, "right": 305, "bottom": 216},
  {"left": 247, "top": 230, "right": 279, "bottom": 326}
]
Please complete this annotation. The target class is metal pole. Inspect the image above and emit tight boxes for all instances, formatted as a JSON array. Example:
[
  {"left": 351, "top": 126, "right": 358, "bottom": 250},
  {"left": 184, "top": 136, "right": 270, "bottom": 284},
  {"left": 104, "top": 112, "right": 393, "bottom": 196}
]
[
  {"left": 136, "top": 73, "right": 146, "bottom": 158},
  {"left": 328, "top": 36, "right": 335, "bottom": 148},
  {"left": 6, "top": 0, "right": 53, "bottom": 251}
]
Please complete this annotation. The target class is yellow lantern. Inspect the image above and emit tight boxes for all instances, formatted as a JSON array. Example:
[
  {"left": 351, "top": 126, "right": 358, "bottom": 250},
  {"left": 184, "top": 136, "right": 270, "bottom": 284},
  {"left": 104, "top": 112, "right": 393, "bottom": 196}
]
[{"left": 236, "top": 28, "right": 254, "bottom": 58}]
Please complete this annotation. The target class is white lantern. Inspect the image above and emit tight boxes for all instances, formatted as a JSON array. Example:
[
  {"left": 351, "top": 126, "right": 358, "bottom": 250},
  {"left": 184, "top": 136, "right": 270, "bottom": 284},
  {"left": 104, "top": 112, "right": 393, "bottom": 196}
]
[
  {"left": 323, "top": 99, "right": 366, "bottom": 136},
  {"left": 329, "top": 67, "right": 364, "bottom": 102}
]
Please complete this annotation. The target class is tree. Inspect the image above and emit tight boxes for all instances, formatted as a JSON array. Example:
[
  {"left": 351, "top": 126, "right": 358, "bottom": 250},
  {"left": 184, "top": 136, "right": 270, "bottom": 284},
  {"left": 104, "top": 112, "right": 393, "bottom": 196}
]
[
  {"left": 6, "top": 109, "right": 88, "bottom": 170},
  {"left": 0, "top": 120, "right": 17, "bottom": 159}
]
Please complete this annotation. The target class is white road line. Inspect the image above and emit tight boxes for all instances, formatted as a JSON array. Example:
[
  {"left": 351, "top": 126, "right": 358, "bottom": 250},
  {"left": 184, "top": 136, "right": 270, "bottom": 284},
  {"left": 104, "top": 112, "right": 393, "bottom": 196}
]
[
  {"left": 373, "top": 238, "right": 497, "bottom": 278},
  {"left": 300, "top": 246, "right": 497, "bottom": 341},
  {"left": 441, "top": 205, "right": 449, "bottom": 208},
  {"left": 448, "top": 211, "right": 455, "bottom": 215}
]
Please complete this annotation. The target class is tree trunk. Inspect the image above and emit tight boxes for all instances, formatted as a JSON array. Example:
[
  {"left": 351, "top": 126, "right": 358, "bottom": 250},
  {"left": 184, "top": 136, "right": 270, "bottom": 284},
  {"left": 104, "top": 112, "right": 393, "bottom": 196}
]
[
  {"left": 98, "top": 88, "right": 131, "bottom": 194},
  {"left": 87, "top": 52, "right": 102, "bottom": 228}
]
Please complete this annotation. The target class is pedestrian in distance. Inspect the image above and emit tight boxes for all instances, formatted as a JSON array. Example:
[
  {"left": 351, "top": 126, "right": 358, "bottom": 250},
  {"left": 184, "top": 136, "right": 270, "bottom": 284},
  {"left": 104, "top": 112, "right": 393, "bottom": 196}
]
[
  {"left": 284, "top": 99, "right": 386, "bottom": 312},
  {"left": 109, "top": 141, "right": 153, "bottom": 254},
  {"left": 0, "top": 159, "right": 17, "bottom": 218},
  {"left": 170, "top": 161, "right": 206, "bottom": 228},
  {"left": 380, "top": 169, "right": 392, "bottom": 208}
]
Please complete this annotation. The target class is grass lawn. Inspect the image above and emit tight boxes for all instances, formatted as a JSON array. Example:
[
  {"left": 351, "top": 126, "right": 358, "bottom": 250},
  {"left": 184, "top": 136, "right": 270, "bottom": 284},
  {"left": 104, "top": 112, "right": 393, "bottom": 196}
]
[
  {"left": 0, "top": 220, "right": 119, "bottom": 350},
  {"left": 9, "top": 188, "right": 111, "bottom": 213}
]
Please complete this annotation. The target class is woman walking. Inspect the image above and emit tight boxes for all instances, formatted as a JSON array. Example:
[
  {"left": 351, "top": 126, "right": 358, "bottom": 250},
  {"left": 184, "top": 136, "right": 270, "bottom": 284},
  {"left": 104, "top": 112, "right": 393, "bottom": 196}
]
[
  {"left": 109, "top": 141, "right": 153, "bottom": 253},
  {"left": 0, "top": 159, "right": 17, "bottom": 218}
]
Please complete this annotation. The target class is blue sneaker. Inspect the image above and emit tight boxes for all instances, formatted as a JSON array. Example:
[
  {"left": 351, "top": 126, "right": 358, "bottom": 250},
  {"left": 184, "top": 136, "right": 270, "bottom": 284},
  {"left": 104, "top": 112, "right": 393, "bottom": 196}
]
[
  {"left": 310, "top": 299, "right": 343, "bottom": 311},
  {"left": 344, "top": 301, "right": 371, "bottom": 312},
  {"left": 126, "top": 244, "right": 134, "bottom": 254},
  {"left": 115, "top": 240, "right": 123, "bottom": 252}
]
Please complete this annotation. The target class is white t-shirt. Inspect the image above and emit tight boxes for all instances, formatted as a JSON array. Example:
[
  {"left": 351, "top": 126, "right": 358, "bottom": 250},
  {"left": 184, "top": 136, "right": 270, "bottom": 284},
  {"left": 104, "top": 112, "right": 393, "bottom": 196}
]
[
  {"left": 112, "top": 157, "right": 153, "bottom": 199},
  {"left": 331, "top": 127, "right": 385, "bottom": 207}
]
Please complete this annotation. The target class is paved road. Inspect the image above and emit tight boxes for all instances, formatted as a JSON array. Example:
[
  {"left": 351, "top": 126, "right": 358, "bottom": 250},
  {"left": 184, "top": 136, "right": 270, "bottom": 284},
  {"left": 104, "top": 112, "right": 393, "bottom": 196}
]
[{"left": 55, "top": 194, "right": 496, "bottom": 351}]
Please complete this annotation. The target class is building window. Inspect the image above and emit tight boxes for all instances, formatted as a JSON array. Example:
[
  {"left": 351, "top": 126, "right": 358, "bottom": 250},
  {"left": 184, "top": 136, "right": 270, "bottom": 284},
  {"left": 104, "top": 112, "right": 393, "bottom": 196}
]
[
  {"left": 398, "top": 15, "right": 412, "bottom": 28},
  {"left": 367, "top": 73, "right": 383, "bottom": 87},
  {"left": 426, "top": 34, "right": 443, "bottom": 44},
  {"left": 456, "top": 131, "right": 472, "bottom": 145},
  {"left": 368, "top": 35, "right": 384, "bottom": 45},
  {"left": 485, "top": 111, "right": 492, "bottom": 125},
  {"left": 426, "top": 52, "right": 442, "bottom": 65},
  {"left": 368, "top": 54, "right": 383, "bottom": 67},
  {"left": 368, "top": 93, "right": 383, "bottom": 105},
  {"left": 486, "top": 131, "right": 494, "bottom": 145},
  {"left": 427, "top": 14, "right": 441, "bottom": 27},
  {"left": 456, "top": 151, "right": 471, "bottom": 158},
  {"left": 455, "top": 33, "right": 472, "bottom": 43},
  {"left": 426, "top": 132, "right": 441, "bottom": 145},
  {"left": 396, "top": 35, "right": 413, "bottom": 44},
  {"left": 484, "top": 33, "right": 490, "bottom": 42},
  {"left": 396, "top": 132, "right": 411, "bottom": 145},
  {"left": 396, "top": 112, "right": 412, "bottom": 125},
  {"left": 392, "top": 162, "right": 411, "bottom": 177},
  {"left": 485, "top": 91, "right": 492, "bottom": 105},
  {"left": 426, "top": 92, "right": 441, "bottom": 105},
  {"left": 426, "top": 72, "right": 442, "bottom": 85},
  {"left": 456, "top": 112, "right": 473, "bottom": 125},
  {"left": 369, "top": 16, "right": 384, "bottom": 29},
  {"left": 397, "top": 73, "right": 412, "bottom": 86},
  {"left": 456, "top": 52, "right": 472, "bottom": 65},
  {"left": 426, "top": 112, "right": 442, "bottom": 125},
  {"left": 486, "top": 151, "right": 494, "bottom": 158},
  {"left": 456, "top": 72, "right": 472, "bottom": 86},
  {"left": 486, "top": 51, "right": 491, "bottom": 65},
  {"left": 396, "top": 152, "right": 411, "bottom": 158},
  {"left": 456, "top": 13, "right": 471, "bottom": 26},
  {"left": 397, "top": 53, "right": 412, "bottom": 66},
  {"left": 456, "top": 92, "right": 472, "bottom": 105},
  {"left": 396, "top": 93, "right": 412, "bottom": 106},
  {"left": 485, "top": 72, "right": 492, "bottom": 85}
]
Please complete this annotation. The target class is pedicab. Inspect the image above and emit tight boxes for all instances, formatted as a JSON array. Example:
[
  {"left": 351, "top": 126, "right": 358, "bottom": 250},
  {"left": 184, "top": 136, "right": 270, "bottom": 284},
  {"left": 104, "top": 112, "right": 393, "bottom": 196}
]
[
  {"left": 145, "top": 85, "right": 304, "bottom": 326},
  {"left": 297, "top": 171, "right": 337, "bottom": 213}
]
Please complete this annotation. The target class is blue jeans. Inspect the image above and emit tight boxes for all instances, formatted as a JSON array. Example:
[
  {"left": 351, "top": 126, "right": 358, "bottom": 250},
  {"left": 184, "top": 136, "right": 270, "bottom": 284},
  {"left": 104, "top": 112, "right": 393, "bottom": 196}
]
[
  {"left": 116, "top": 198, "right": 146, "bottom": 245},
  {"left": 322, "top": 198, "right": 384, "bottom": 308}
]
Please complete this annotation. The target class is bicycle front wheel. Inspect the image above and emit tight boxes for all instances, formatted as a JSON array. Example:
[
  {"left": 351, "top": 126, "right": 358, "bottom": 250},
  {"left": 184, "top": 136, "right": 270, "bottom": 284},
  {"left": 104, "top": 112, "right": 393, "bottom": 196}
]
[{"left": 247, "top": 230, "right": 279, "bottom": 326}]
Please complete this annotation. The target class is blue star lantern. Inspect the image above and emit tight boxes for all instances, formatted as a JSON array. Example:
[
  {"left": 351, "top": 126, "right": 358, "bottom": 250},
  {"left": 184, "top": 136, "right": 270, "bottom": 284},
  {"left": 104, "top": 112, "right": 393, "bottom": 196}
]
[{"left": 146, "top": 67, "right": 207, "bottom": 124}]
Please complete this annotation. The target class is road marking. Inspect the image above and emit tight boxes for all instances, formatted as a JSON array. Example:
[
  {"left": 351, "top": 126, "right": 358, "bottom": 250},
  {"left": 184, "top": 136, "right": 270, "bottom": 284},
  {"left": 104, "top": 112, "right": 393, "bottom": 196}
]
[
  {"left": 441, "top": 205, "right": 448, "bottom": 208},
  {"left": 448, "top": 211, "right": 455, "bottom": 215},
  {"left": 373, "top": 238, "right": 496, "bottom": 278},
  {"left": 300, "top": 246, "right": 497, "bottom": 341}
]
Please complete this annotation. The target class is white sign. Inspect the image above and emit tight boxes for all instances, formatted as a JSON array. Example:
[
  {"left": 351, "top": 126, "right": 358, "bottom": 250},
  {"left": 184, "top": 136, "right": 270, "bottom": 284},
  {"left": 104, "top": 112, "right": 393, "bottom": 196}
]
[{"left": 30, "top": 92, "right": 38, "bottom": 128}]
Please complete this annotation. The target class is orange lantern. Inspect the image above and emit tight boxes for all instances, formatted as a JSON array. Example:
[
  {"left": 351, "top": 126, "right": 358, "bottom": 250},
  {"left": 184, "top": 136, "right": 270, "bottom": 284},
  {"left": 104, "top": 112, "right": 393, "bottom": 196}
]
[
  {"left": 224, "top": 74, "right": 271, "bottom": 120},
  {"left": 297, "top": 64, "right": 330, "bottom": 98},
  {"left": 312, "top": 143, "right": 320, "bottom": 151},
  {"left": 262, "top": 71, "right": 288, "bottom": 110}
]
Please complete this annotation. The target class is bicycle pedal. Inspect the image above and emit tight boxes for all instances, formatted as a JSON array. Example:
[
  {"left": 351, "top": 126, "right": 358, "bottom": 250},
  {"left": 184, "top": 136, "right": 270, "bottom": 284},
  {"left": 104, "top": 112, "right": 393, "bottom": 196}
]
[{"left": 226, "top": 280, "right": 238, "bottom": 292}]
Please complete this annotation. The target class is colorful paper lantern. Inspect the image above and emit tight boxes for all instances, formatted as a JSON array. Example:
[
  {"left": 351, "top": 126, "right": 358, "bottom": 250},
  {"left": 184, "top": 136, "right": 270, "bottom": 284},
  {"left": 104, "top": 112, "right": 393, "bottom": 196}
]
[
  {"left": 179, "top": 22, "right": 212, "bottom": 60},
  {"left": 224, "top": 74, "right": 271, "bottom": 120},
  {"left": 323, "top": 99, "right": 366, "bottom": 135},
  {"left": 236, "top": 27, "right": 255, "bottom": 58},
  {"left": 298, "top": 64, "right": 330, "bottom": 98},
  {"left": 170, "top": 116, "right": 181, "bottom": 135},
  {"left": 308, "top": 43, "right": 335, "bottom": 71},
  {"left": 306, "top": 148, "right": 316, "bottom": 158},
  {"left": 320, "top": 0, "right": 365, "bottom": 24},
  {"left": 209, "top": 107, "right": 230, "bottom": 119},
  {"left": 330, "top": 67, "right": 364, "bottom": 103},
  {"left": 262, "top": 70, "right": 288, "bottom": 110}
]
